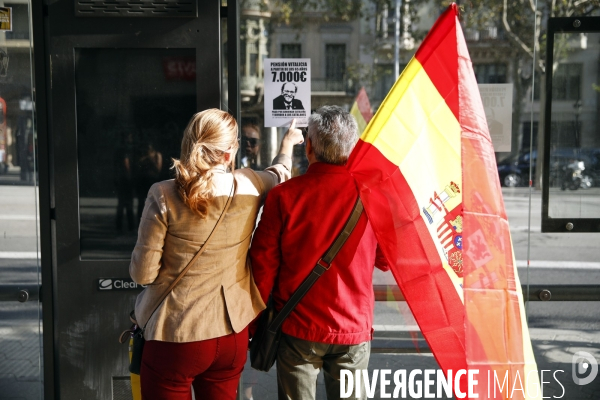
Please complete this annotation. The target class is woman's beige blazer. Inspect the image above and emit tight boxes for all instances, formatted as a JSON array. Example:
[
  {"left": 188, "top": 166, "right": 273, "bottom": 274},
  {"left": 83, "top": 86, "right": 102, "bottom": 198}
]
[{"left": 130, "top": 155, "right": 291, "bottom": 342}]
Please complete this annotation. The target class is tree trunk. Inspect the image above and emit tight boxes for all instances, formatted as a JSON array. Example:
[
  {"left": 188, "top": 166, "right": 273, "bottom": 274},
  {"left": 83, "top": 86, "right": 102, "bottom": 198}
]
[{"left": 512, "top": 57, "right": 524, "bottom": 154}]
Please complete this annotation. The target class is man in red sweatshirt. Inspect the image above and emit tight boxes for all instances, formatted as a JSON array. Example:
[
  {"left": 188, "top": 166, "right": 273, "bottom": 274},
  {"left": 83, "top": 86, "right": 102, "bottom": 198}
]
[{"left": 250, "top": 105, "right": 389, "bottom": 400}]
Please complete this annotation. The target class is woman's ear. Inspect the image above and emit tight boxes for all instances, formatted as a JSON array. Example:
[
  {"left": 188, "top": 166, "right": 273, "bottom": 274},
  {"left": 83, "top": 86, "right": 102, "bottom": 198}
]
[
  {"left": 223, "top": 149, "right": 237, "bottom": 166},
  {"left": 305, "top": 138, "right": 314, "bottom": 162}
]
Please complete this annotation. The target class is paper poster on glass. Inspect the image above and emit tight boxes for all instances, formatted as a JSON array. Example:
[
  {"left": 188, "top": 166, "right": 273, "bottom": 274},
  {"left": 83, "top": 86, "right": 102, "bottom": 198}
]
[
  {"left": 264, "top": 58, "right": 311, "bottom": 127},
  {"left": 0, "top": 8, "right": 11, "bottom": 31},
  {"left": 478, "top": 83, "right": 513, "bottom": 152}
]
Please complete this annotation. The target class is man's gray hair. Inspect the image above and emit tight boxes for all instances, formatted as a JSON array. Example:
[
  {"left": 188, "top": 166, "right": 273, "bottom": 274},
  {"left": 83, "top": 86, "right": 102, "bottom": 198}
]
[{"left": 307, "top": 106, "right": 358, "bottom": 165}]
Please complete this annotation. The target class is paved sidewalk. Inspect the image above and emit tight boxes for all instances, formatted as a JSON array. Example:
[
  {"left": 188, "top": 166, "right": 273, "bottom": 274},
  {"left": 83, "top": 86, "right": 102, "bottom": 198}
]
[
  {"left": 242, "top": 328, "right": 600, "bottom": 400},
  {"left": 0, "top": 259, "right": 42, "bottom": 400},
  {"left": 531, "top": 328, "right": 600, "bottom": 399},
  {"left": 0, "top": 320, "right": 598, "bottom": 399},
  {"left": 0, "top": 305, "right": 42, "bottom": 400}
]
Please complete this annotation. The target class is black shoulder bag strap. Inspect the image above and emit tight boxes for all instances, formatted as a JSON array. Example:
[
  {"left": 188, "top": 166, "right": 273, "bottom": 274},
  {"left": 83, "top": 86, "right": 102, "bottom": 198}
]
[{"left": 267, "top": 195, "right": 364, "bottom": 332}]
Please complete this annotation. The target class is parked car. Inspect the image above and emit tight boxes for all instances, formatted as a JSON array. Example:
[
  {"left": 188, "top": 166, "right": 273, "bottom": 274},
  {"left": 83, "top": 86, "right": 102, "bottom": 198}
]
[{"left": 497, "top": 150, "right": 536, "bottom": 187}]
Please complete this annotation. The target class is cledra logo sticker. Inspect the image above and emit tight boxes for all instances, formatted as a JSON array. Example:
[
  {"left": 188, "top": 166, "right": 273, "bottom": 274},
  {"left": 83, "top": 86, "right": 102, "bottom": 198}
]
[{"left": 97, "top": 278, "right": 145, "bottom": 291}]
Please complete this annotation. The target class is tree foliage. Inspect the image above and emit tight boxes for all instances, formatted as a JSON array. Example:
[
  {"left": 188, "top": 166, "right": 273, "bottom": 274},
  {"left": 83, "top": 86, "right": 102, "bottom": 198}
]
[
  {"left": 271, "top": 0, "right": 427, "bottom": 28},
  {"left": 269, "top": 0, "right": 600, "bottom": 71},
  {"left": 266, "top": 0, "right": 600, "bottom": 158},
  {"left": 460, "top": 0, "right": 600, "bottom": 74},
  {"left": 273, "top": 0, "right": 363, "bottom": 24},
  {"left": 459, "top": 0, "right": 600, "bottom": 187}
]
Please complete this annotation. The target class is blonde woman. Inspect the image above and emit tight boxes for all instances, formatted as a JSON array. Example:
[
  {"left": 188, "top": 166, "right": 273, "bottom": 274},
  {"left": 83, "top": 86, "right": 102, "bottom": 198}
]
[{"left": 130, "top": 109, "right": 303, "bottom": 399}]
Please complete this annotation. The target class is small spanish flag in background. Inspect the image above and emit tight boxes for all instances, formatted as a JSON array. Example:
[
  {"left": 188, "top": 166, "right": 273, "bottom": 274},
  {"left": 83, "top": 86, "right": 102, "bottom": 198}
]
[
  {"left": 350, "top": 87, "right": 373, "bottom": 134},
  {"left": 347, "top": 4, "right": 540, "bottom": 399}
]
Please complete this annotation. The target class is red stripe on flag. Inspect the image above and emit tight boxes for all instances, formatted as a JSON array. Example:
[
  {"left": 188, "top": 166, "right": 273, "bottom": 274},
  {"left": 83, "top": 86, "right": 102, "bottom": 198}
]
[
  {"left": 348, "top": 139, "right": 468, "bottom": 385},
  {"left": 415, "top": 4, "right": 459, "bottom": 120}
]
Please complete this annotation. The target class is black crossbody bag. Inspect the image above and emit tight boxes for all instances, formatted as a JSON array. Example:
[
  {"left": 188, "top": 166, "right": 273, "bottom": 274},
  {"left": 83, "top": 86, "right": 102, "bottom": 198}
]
[{"left": 250, "top": 196, "right": 364, "bottom": 372}]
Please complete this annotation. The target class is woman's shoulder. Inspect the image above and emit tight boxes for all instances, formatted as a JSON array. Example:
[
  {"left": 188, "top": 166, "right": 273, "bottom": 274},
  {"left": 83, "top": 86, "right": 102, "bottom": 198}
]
[
  {"left": 147, "top": 179, "right": 179, "bottom": 200},
  {"left": 233, "top": 168, "right": 255, "bottom": 180},
  {"left": 150, "top": 179, "right": 176, "bottom": 191},
  {"left": 233, "top": 168, "right": 263, "bottom": 195}
]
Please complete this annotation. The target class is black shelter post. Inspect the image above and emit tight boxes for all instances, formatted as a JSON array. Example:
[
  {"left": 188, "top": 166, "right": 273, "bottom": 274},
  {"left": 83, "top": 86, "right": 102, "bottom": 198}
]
[{"left": 32, "top": 0, "right": 58, "bottom": 398}]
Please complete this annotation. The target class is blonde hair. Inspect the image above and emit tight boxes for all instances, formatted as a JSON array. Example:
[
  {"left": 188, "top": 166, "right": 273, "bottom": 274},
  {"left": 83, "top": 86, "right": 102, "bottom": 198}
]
[{"left": 172, "top": 109, "right": 239, "bottom": 218}]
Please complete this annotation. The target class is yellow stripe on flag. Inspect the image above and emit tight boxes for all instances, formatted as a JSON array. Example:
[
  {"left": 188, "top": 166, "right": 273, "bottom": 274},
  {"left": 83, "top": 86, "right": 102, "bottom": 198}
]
[{"left": 362, "top": 59, "right": 461, "bottom": 168}]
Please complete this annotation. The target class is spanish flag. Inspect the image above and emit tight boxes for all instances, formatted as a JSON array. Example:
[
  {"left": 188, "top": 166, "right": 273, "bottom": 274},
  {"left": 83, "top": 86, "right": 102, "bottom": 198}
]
[
  {"left": 347, "top": 4, "right": 540, "bottom": 399},
  {"left": 350, "top": 87, "right": 374, "bottom": 134}
]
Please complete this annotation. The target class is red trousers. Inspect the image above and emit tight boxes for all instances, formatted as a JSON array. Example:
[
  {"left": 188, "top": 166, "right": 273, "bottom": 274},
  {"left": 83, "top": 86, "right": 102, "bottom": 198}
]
[{"left": 140, "top": 327, "right": 248, "bottom": 400}]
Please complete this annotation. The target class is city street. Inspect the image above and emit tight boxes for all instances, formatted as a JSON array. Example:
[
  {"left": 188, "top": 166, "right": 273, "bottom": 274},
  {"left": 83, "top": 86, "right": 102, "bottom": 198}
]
[{"left": 0, "top": 182, "right": 599, "bottom": 399}]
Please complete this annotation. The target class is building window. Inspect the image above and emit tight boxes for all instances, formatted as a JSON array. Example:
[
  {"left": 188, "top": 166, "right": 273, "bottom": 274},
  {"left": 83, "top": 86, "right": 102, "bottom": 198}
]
[
  {"left": 552, "top": 63, "right": 582, "bottom": 101},
  {"left": 249, "top": 45, "right": 258, "bottom": 76},
  {"left": 375, "top": 2, "right": 394, "bottom": 39},
  {"left": 240, "top": 41, "right": 259, "bottom": 77},
  {"left": 521, "top": 121, "right": 538, "bottom": 150},
  {"left": 532, "top": 74, "right": 540, "bottom": 101},
  {"left": 473, "top": 63, "right": 507, "bottom": 83},
  {"left": 373, "top": 64, "right": 396, "bottom": 103},
  {"left": 325, "top": 44, "right": 346, "bottom": 82},
  {"left": 551, "top": 120, "right": 581, "bottom": 148},
  {"left": 281, "top": 44, "right": 301, "bottom": 58},
  {"left": 519, "top": 120, "right": 581, "bottom": 152}
]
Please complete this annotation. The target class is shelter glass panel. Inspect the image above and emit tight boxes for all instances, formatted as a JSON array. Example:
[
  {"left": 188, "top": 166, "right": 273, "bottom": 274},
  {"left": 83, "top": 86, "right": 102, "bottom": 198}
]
[
  {"left": 75, "top": 48, "right": 196, "bottom": 260},
  {"left": 547, "top": 32, "right": 600, "bottom": 220},
  {"left": 235, "top": 2, "right": 600, "bottom": 399},
  {"left": 0, "top": 0, "right": 42, "bottom": 399}
]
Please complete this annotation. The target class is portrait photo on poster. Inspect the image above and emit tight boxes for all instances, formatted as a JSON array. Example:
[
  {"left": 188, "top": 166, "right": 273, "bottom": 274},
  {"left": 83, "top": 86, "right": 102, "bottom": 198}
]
[{"left": 264, "top": 58, "right": 311, "bottom": 128}]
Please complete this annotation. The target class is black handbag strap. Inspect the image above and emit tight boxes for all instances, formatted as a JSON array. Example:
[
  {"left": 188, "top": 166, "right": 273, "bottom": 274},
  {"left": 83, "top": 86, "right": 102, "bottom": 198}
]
[
  {"left": 267, "top": 196, "right": 364, "bottom": 332},
  {"left": 142, "top": 178, "right": 236, "bottom": 329}
]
